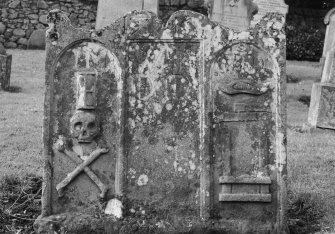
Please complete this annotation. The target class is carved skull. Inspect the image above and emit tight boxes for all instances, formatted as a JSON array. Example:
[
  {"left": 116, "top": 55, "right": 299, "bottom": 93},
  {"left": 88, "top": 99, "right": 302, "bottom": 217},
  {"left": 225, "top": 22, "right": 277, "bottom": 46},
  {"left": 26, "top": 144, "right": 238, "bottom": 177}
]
[{"left": 70, "top": 110, "right": 100, "bottom": 143}]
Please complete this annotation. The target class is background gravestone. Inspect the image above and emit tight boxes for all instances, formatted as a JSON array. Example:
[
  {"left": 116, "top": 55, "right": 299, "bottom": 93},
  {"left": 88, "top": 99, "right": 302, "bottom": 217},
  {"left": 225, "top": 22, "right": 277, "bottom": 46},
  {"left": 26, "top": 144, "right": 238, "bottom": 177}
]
[
  {"left": 208, "top": 0, "right": 288, "bottom": 31},
  {"left": 209, "top": 0, "right": 258, "bottom": 31},
  {"left": 308, "top": 49, "right": 335, "bottom": 129},
  {"left": 0, "top": 44, "right": 12, "bottom": 91},
  {"left": 35, "top": 8, "right": 287, "bottom": 233},
  {"left": 251, "top": 0, "right": 288, "bottom": 25},
  {"left": 95, "top": 0, "right": 158, "bottom": 30},
  {"left": 320, "top": 8, "right": 335, "bottom": 66}
]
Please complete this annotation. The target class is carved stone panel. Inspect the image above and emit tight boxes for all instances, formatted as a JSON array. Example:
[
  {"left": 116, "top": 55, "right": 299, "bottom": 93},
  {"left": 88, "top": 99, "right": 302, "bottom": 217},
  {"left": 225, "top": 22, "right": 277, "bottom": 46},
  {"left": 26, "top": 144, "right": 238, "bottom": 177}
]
[
  {"left": 46, "top": 41, "right": 122, "bottom": 214},
  {"left": 210, "top": 42, "right": 281, "bottom": 230},
  {"left": 125, "top": 40, "right": 202, "bottom": 215}
]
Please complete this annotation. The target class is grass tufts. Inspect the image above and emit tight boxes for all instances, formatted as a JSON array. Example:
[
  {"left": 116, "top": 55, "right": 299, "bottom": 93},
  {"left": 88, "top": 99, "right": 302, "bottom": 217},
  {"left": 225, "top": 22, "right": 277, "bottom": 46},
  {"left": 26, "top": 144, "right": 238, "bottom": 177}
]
[
  {"left": 0, "top": 174, "right": 42, "bottom": 234},
  {"left": 288, "top": 191, "right": 325, "bottom": 234}
]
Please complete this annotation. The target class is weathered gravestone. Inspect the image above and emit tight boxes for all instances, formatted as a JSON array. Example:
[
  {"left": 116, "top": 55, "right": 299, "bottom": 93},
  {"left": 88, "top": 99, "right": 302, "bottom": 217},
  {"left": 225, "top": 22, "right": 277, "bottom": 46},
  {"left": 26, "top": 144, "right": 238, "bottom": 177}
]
[
  {"left": 34, "top": 8, "right": 287, "bottom": 233},
  {"left": 95, "top": 0, "right": 158, "bottom": 30},
  {"left": 209, "top": 0, "right": 258, "bottom": 31},
  {"left": 251, "top": 0, "right": 288, "bottom": 26},
  {"left": 320, "top": 9, "right": 335, "bottom": 66},
  {"left": 0, "top": 44, "right": 12, "bottom": 91},
  {"left": 208, "top": 0, "right": 288, "bottom": 30},
  {"left": 308, "top": 49, "right": 335, "bottom": 129}
]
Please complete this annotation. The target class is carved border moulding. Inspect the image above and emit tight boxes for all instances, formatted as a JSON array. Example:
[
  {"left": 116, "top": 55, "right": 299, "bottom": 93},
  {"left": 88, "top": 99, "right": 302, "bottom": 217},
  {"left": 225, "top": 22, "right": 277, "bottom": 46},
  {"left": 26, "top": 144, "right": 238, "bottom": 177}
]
[{"left": 219, "top": 176, "right": 272, "bottom": 202}]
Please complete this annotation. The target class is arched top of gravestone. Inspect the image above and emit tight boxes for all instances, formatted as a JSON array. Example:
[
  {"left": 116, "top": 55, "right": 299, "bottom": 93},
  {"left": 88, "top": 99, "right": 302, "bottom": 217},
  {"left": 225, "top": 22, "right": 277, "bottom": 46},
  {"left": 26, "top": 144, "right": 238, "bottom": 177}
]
[
  {"left": 325, "top": 8, "right": 335, "bottom": 25},
  {"left": 45, "top": 9, "right": 286, "bottom": 70}
]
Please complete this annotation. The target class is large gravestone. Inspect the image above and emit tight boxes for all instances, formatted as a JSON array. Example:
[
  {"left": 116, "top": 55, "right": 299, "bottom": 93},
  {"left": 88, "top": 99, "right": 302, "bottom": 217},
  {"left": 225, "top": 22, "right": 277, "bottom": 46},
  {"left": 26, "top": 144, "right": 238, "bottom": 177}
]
[
  {"left": 308, "top": 49, "right": 335, "bottom": 129},
  {"left": 95, "top": 0, "right": 158, "bottom": 30},
  {"left": 35, "top": 9, "right": 287, "bottom": 233},
  {"left": 320, "top": 9, "right": 335, "bottom": 66}
]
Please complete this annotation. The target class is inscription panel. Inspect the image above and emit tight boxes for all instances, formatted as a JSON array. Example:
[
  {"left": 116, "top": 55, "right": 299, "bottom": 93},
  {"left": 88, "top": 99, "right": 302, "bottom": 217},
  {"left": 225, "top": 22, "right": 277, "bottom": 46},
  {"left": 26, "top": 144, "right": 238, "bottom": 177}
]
[{"left": 125, "top": 40, "right": 203, "bottom": 216}]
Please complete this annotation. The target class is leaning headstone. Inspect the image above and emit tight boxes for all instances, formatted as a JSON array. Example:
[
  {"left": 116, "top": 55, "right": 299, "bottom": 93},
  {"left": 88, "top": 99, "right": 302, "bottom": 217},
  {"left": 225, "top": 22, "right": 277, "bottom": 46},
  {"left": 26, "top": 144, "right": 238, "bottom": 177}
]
[
  {"left": 320, "top": 9, "right": 335, "bottom": 66},
  {"left": 35, "top": 9, "right": 287, "bottom": 233},
  {"left": 308, "top": 49, "right": 335, "bottom": 129},
  {"left": 95, "top": 0, "right": 158, "bottom": 30},
  {"left": 0, "top": 43, "right": 12, "bottom": 91}
]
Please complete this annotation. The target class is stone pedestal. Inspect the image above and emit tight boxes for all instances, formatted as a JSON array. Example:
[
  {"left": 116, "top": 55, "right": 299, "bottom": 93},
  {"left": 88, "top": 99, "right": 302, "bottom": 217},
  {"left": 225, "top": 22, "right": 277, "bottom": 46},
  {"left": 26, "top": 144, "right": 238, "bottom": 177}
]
[{"left": 0, "top": 54, "right": 12, "bottom": 90}]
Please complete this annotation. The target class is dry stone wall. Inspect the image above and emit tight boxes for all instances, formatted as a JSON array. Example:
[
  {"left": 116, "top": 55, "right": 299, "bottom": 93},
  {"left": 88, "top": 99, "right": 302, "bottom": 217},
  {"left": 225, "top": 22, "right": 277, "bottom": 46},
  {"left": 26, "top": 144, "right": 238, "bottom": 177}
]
[
  {"left": 0, "top": 0, "right": 209, "bottom": 49},
  {"left": 0, "top": 0, "right": 97, "bottom": 49}
]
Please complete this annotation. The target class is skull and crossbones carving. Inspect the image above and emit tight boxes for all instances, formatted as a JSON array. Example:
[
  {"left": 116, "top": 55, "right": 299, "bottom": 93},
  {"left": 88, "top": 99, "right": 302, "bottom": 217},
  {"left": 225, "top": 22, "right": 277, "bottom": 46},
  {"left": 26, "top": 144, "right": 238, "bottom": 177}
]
[
  {"left": 70, "top": 110, "right": 100, "bottom": 143},
  {"left": 55, "top": 71, "right": 110, "bottom": 199}
]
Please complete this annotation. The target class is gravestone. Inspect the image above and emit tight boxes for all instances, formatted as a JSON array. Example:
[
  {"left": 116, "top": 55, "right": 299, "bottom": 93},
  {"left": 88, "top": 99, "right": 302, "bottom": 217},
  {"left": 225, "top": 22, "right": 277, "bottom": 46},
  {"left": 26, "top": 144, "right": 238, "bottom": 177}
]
[
  {"left": 251, "top": 0, "right": 288, "bottom": 26},
  {"left": 308, "top": 49, "right": 335, "bottom": 129},
  {"left": 95, "top": 0, "right": 158, "bottom": 30},
  {"left": 35, "top": 9, "right": 287, "bottom": 233},
  {"left": 209, "top": 0, "right": 258, "bottom": 31},
  {"left": 0, "top": 45, "right": 12, "bottom": 91},
  {"left": 320, "top": 9, "right": 335, "bottom": 66},
  {"left": 208, "top": 0, "right": 288, "bottom": 31}
]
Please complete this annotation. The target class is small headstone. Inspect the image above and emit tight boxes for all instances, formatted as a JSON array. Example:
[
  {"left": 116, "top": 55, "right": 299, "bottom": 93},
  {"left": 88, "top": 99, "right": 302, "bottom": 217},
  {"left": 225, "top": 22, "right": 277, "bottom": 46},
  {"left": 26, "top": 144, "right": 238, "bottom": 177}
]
[
  {"left": 320, "top": 9, "right": 335, "bottom": 66},
  {"left": 95, "top": 0, "right": 158, "bottom": 30},
  {"left": 0, "top": 43, "right": 12, "bottom": 91},
  {"left": 35, "top": 9, "right": 287, "bottom": 233}
]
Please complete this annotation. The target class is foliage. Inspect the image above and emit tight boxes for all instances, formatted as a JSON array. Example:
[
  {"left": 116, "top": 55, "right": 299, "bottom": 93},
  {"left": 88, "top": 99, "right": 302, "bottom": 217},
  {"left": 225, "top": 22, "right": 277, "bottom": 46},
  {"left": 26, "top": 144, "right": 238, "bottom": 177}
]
[
  {"left": 0, "top": 175, "right": 42, "bottom": 234},
  {"left": 286, "top": 23, "right": 325, "bottom": 61}
]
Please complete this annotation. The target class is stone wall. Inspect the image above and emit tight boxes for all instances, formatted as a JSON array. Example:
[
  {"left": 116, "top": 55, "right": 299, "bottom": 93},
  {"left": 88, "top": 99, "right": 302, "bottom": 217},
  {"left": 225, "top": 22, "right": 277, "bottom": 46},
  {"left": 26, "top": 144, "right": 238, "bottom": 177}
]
[
  {"left": 0, "top": 0, "right": 208, "bottom": 49},
  {"left": 0, "top": 0, "right": 97, "bottom": 49}
]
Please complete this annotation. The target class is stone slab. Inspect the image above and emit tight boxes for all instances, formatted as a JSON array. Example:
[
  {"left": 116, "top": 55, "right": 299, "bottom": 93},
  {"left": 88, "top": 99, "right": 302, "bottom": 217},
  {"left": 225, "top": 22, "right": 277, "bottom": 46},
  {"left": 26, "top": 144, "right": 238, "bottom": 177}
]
[
  {"left": 308, "top": 83, "right": 335, "bottom": 129},
  {"left": 35, "top": 9, "right": 287, "bottom": 233},
  {"left": 95, "top": 0, "right": 158, "bottom": 30},
  {"left": 0, "top": 54, "right": 11, "bottom": 90}
]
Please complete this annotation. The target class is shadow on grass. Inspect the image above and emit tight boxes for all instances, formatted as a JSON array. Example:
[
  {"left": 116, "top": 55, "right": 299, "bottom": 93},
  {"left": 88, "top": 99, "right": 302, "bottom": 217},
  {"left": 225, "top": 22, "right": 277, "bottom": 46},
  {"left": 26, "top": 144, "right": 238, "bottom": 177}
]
[
  {"left": 288, "top": 190, "right": 326, "bottom": 234},
  {"left": 0, "top": 174, "right": 42, "bottom": 233},
  {"left": 297, "top": 95, "right": 311, "bottom": 107}
]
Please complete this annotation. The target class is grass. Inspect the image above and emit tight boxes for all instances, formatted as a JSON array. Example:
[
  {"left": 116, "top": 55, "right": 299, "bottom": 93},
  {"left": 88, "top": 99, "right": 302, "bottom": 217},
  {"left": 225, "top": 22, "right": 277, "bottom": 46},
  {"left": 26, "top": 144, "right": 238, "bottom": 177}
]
[
  {"left": 0, "top": 51, "right": 335, "bottom": 233},
  {"left": 0, "top": 49, "right": 45, "bottom": 177}
]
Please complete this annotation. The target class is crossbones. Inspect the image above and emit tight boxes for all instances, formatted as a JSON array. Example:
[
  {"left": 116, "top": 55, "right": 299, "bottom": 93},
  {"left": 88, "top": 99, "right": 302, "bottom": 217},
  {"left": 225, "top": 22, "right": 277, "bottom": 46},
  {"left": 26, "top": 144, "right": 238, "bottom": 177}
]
[{"left": 55, "top": 138, "right": 109, "bottom": 198}]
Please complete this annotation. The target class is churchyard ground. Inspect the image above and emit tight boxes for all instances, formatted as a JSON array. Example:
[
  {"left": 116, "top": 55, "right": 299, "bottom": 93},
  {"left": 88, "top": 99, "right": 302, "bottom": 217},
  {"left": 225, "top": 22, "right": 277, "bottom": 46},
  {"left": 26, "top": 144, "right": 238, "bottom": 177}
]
[{"left": 0, "top": 50, "right": 334, "bottom": 233}]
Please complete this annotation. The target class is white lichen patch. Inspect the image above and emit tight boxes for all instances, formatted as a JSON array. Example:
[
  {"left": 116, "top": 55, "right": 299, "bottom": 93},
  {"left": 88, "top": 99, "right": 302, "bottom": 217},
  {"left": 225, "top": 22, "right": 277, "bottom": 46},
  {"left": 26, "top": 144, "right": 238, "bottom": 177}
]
[
  {"left": 104, "top": 199, "right": 123, "bottom": 218},
  {"left": 137, "top": 174, "right": 149, "bottom": 186}
]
